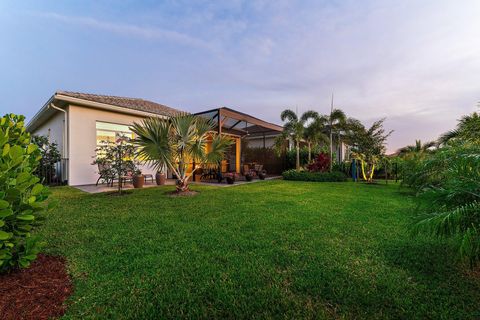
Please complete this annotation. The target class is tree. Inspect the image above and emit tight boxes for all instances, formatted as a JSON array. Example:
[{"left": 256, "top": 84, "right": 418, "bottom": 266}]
[
  {"left": 303, "top": 115, "right": 328, "bottom": 163},
  {"left": 438, "top": 111, "right": 480, "bottom": 145},
  {"left": 277, "top": 109, "right": 319, "bottom": 171},
  {"left": 345, "top": 118, "right": 392, "bottom": 182},
  {"left": 131, "top": 114, "right": 232, "bottom": 193},
  {"left": 92, "top": 136, "right": 137, "bottom": 194},
  {"left": 32, "top": 135, "right": 61, "bottom": 184},
  {"left": 325, "top": 108, "right": 347, "bottom": 171},
  {"left": 397, "top": 140, "right": 436, "bottom": 158}
]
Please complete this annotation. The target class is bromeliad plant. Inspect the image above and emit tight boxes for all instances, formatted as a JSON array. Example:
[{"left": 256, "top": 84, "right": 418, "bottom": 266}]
[
  {"left": 0, "top": 114, "right": 53, "bottom": 272},
  {"left": 131, "top": 114, "right": 232, "bottom": 193}
]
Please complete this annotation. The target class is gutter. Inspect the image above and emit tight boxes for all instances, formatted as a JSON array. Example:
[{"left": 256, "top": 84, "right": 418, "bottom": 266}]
[{"left": 48, "top": 103, "right": 68, "bottom": 183}]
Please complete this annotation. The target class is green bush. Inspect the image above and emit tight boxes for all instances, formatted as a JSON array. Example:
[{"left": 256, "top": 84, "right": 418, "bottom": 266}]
[
  {"left": 282, "top": 169, "right": 348, "bottom": 182},
  {"left": 411, "top": 142, "right": 480, "bottom": 267},
  {"left": 0, "top": 114, "right": 53, "bottom": 272}
]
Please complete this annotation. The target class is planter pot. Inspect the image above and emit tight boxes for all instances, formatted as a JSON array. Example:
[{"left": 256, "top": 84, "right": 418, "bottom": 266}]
[
  {"left": 258, "top": 173, "right": 266, "bottom": 180},
  {"left": 155, "top": 172, "right": 166, "bottom": 185},
  {"left": 133, "top": 175, "right": 144, "bottom": 188},
  {"left": 226, "top": 177, "right": 235, "bottom": 184},
  {"left": 245, "top": 174, "right": 253, "bottom": 182},
  {"left": 194, "top": 174, "right": 202, "bottom": 182}
]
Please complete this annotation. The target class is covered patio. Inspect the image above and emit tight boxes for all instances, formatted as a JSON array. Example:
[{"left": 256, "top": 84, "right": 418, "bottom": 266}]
[{"left": 194, "top": 107, "right": 283, "bottom": 182}]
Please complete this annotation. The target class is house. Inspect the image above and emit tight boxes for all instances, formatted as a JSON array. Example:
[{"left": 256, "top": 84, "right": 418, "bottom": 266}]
[{"left": 26, "top": 91, "right": 284, "bottom": 186}]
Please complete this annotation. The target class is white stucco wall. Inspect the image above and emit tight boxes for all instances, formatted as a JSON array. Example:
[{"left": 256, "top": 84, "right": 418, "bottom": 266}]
[
  {"left": 31, "top": 111, "right": 65, "bottom": 156},
  {"left": 68, "top": 104, "right": 156, "bottom": 186}
]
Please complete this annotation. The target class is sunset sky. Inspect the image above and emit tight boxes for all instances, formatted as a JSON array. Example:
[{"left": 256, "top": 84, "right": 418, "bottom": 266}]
[{"left": 1, "top": 0, "right": 479, "bottom": 152}]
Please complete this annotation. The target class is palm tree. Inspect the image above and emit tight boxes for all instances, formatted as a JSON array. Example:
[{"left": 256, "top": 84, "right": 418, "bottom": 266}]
[
  {"left": 438, "top": 111, "right": 480, "bottom": 145},
  {"left": 326, "top": 108, "right": 347, "bottom": 171},
  {"left": 397, "top": 140, "right": 436, "bottom": 157},
  {"left": 278, "top": 109, "right": 319, "bottom": 171},
  {"left": 131, "top": 114, "right": 232, "bottom": 193},
  {"left": 303, "top": 115, "right": 329, "bottom": 162}
]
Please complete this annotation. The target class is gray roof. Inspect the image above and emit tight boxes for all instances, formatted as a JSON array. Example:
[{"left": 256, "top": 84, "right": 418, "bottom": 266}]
[{"left": 57, "top": 91, "right": 183, "bottom": 117}]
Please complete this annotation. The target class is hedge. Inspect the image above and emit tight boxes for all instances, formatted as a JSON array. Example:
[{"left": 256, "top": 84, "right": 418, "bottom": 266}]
[{"left": 282, "top": 169, "right": 348, "bottom": 182}]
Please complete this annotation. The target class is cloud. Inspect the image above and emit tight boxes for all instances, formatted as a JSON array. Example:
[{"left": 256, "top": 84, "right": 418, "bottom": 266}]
[{"left": 34, "top": 11, "right": 214, "bottom": 50}]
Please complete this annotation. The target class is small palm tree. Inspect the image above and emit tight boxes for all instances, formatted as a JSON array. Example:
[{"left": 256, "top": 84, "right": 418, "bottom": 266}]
[
  {"left": 131, "top": 114, "right": 232, "bottom": 193},
  {"left": 278, "top": 109, "right": 319, "bottom": 171},
  {"left": 398, "top": 140, "right": 436, "bottom": 157},
  {"left": 326, "top": 108, "right": 347, "bottom": 171},
  {"left": 303, "top": 115, "right": 329, "bottom": 162},
  {"left": 438, "top": 111, "right": 480, "bottom": 145}
]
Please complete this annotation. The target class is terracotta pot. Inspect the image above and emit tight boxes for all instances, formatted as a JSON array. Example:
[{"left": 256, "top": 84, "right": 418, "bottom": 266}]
[
  {"left": 133, "top": 175, "right": 144, "bottom": 188},
  {"left": 194, "top": 174, "right": 202, "bottom": 182},
  {"left": 155, "top": 172, "right": 166, "bottom": 185}
]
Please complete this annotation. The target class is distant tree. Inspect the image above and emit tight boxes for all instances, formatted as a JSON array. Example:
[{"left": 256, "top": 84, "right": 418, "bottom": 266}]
[
  {"left": 438, "top": 111, "right": 480, "bottom": 145},
  {"left": 345, "top": 118, "right": 392, "bottom": 182},
  {"left": 325, "top": 108, "right": 347, "bottom": 171},
  {"left": 397, "top": 140, "right": 436, "bottom": 158},
  {"left": 276, "top": 109, "right": 319, "bottom": 171},
  {"left": 303, "top": 115, "right": 329, "bottom": 163}
]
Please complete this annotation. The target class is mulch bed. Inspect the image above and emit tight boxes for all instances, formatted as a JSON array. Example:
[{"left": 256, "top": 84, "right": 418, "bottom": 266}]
[{"left": 0, "top": 255, "right": 73, "bottom": 320}]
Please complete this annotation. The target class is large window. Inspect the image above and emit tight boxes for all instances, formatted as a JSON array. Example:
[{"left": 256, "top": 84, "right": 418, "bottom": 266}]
[{"left": 96, "top": 121, "right": 134, "bottom": 145}]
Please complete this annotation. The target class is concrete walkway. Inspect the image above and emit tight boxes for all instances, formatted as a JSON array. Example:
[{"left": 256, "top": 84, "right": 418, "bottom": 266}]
[{"left": 74, "top": 176, "right": 282, "bottom": 193}]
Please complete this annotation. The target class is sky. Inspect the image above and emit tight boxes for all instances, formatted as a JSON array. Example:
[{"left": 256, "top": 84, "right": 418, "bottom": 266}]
[{"left": 0, "top": 0, "right": 479, "bottom": 153}]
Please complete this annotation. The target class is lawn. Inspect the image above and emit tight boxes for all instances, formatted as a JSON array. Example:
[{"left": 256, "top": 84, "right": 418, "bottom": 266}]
[{"left": 39, "top": 181, "right": 480, "bottom": 319}]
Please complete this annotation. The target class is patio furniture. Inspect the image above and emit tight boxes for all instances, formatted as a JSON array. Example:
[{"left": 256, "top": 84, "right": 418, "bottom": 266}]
[
  {"left": 96, "top": 163, "right": 114, "bottom": 186},
  {"left": 143, "top": 173, "right": 154, "bottom": 184}
]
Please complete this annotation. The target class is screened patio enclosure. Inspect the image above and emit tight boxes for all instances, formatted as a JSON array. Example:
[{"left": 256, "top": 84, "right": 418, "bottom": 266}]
[{"left": 195, "top": 107, "right": 283, "bottom": 174}]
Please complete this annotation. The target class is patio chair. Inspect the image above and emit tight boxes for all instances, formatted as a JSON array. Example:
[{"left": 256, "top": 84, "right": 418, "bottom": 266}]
[{"left": 96, "top": 163, "right": 114, "bottom": 186}]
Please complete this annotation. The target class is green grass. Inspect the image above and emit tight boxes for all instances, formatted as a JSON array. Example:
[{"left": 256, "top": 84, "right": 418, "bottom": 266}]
[{"left": 38, "top": 181, "right": 480, "bottom": 319}]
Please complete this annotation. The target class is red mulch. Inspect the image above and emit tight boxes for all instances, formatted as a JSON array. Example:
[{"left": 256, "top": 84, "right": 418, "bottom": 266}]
[{"left": 0, "top": 255, "right": 73, "bottom": 320}]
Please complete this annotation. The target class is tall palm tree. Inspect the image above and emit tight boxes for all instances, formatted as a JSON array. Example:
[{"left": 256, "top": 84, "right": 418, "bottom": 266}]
[
  {"left": 326, "top": 108, "right": 347, "bottom": 171},
  {"left": 131, "top": 114, "right": 232, "bottom": 193},
  {"left": 438, "top": 111, "right": 480, "bottom": 145},
  {"left": 278, "top": 109, "right": 319, "bottom": 171},
  {"left": 303, "top": 115, "right": 329, "bottom": 162},
  {"left": 397, "top": 140, "right": 436, "bottom": 157}
]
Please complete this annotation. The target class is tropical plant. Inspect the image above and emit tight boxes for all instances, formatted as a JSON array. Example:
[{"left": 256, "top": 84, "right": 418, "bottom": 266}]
[
  {"left": 92, "top": 136, "right": 137, "bottom": 194},
  {"left": 326, "top": 108, "right": 347, "bottom": 171},
  {"left": 131, "top": 114, "right": 232, "bottom": 193},
  {"left": 276, "top": 109, "right": 319, "bottom": 171},
  {"left": 307, "top": 152, "right": 330, "bottom": 172},
  {"left": 303, "top": 115, "right": 329, "bottom": 163},
  {"left": 345, "top": 118, "right": 392, "bottom": 182},
  {"left": 0, "top": 114, "right": 53, "bottom": 272},
  {"left": 397, "top": 140, "right": 436, "bottom": 157},
  {"left": 438, "top": 111, "right": 480, "bottom": 145},
  {"left": 412, "top": 142, "right": 480, "bottom": 267}
]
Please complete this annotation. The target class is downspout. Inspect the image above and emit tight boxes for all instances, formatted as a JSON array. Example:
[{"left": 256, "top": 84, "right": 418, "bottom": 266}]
[{"left": 48, "top": 103, "right": 68, "bottom": 184}]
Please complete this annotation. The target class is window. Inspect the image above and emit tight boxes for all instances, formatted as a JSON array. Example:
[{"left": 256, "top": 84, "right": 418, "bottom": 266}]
[{"left": 96, "top": 121, "right": 134, "bottom": 145}]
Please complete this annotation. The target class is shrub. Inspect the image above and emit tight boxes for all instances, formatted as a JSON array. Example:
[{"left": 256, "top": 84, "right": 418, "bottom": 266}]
[
  {"left": 0, "top": 114, "right": 53, "bottom": 272},
  {"left": 32, "top": 135, "right": 61, "bottom": 184},
  {"left": 282, "top": 169, "right": 348, "bottom": 182},
  {"left": 412, "top": 142, "right": 480, "bottom": 267},
  {"left": 307, "top": 152, "right": 330, "bottom": 172}
]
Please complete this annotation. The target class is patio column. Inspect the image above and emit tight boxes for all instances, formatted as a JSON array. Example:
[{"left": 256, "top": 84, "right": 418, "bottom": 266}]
[{"left": 235, "top": 137, "right": 241, "bottom": 173}]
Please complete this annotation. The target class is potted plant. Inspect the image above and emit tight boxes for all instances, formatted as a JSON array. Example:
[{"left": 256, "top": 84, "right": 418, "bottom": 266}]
[
  {"left": 258, "top": 171, "right": 266, "bottom": 180},
  {"left": 194, "top": 168, "right": 203, "bottom": 182},
  {"left": 133, "top": 169, "right": 144, "bottom": 188},
  {"left": 245, "top": 173, "right": 253, "bottom": 181},
  {"left": 155, "top": 170, "right": 166, "bottom": 185},
  {"left": 225, "top": 172, "right": 235, "bottom": 184}
]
